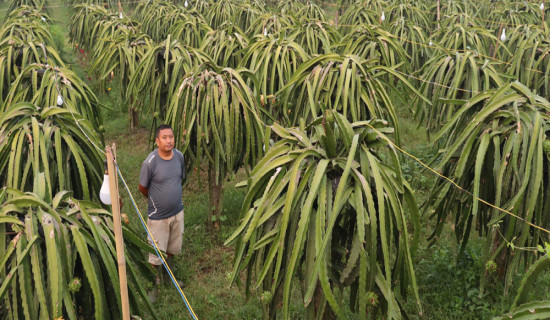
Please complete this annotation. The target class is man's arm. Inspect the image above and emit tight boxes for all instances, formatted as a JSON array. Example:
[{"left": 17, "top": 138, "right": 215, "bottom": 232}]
[
  {"left": 139, "top": 157, "right": 150, "bottom": 198},
  {"left": 139, "top": 184, "right": 148, "bottom": 198}
]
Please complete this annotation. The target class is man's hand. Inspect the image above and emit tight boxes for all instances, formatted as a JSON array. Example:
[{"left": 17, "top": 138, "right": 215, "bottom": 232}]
[{"left": 139, "top": 184, "right": 148, "bottom": 198}]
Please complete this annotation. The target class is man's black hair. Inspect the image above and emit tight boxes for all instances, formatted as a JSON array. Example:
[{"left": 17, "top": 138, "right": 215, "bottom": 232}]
[{"left": 155, "top": 124, "right": 173, "bottom": 138}]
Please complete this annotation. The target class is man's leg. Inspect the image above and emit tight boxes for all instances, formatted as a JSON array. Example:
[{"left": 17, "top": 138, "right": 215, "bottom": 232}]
[
  {"left": 146, "top": 217, "right": 170, "bottom": 303},
  {"left": 165, "top": 210, "right": 184, "bottom": 286}
]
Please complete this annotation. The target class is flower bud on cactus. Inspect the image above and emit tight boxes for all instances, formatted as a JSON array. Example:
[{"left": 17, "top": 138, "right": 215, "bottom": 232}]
[{"left": 68, "top": 277, "right": 82, "bottom": 293}]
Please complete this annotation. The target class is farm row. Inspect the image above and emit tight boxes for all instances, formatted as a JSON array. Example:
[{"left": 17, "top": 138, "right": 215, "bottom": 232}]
[{"left": 1, "top": 0, "right": 549, "bottom": 319}]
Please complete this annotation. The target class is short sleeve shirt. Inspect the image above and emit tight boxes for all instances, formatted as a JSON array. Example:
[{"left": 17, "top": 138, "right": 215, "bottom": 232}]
[{"left": 139, "top": 148, "right": 186, "bottom": 220}]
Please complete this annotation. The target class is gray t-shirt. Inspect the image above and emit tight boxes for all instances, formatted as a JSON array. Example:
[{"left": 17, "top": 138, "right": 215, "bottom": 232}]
[{"left": 139, "top": 148, "right": 186, "bottom": 220}]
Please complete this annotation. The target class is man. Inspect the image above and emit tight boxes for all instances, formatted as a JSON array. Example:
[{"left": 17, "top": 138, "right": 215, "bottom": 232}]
[{"left": 139, "top": 124, "right": 186, "bottom": 303}]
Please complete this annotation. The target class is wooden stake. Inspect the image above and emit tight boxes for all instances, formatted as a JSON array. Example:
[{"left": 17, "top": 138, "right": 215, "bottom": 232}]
[
  {"left": 493, "top": 23, "right": 504, "bottom": 59},
  {"left": 437, "top": 0, "right": 440, "bottom": 30},
  {"left": 106, "top": 144, "right": 130, "bottom": 320},
  {"left": 543, "top": 1, "right": 546, "bottom": 32}
]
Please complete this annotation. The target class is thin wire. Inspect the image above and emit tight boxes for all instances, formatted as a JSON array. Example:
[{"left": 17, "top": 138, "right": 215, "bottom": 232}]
[
  {"left": 394, "top": 69, "right": 479, "bottom": 94},
  {"left": 113, "top": 159, "right": 199, "bottom": 320},
  {"left": 494, "top": 225, "right": 539, "bottom": 252},
  {"left": 363, "top": 121, "right": 550, "bottom": 236}
]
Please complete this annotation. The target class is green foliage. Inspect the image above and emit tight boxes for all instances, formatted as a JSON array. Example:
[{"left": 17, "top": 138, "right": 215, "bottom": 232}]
[
  {"left": 68, "top": 4, "right": 112, "bottom": 52},
  {"left": 134, "top": 0, "right": 185, "bottom": 42},
  {"left": 5, "top": 63, "right": 103, "bottom": 130},
  {"left": 385, "top": 15, "right": 430, "bottom": 70},
  {"left": 503, "top": 25, "right": 550, "bottom": 99},
  {"left": 246, "top": 12, "right": 296, "bottom": 37},
  {"left": 487, "top": 1, "right": 544, "bottom": 29},
  {"left": 200, "top": 23, "right": 248, "bottom": 68},
  {"left": 295, "top": 3, "right": 327, "bottom": 22},
  {"left": 239, "top": 34, "right": 309, "bottom": 100},
  {"left": 66, "top": 0, "right": 116, "bottom": 6},
  {"left": 386, "top": 1, "right": 432, "bottom": 29},
  {"left": 7, "top": 0, "right": 47, "bottom": 13},
  {"left": 0, "top": 34, "right": 64, "bottom": 109},
  {"left": 496, "top": 247, "right": 550, "bottom": 319},
  {"left": 277, "top": 53, "right": 427, "bottom": 130},
  {"left": 168, "top": 15, "right": 211, "bottom": 49},
  {"left": 231, "top": 0, "right": 265, "bottom": 32},
  {"left": 337, "top": 24, "right": 411, "bottom": 71},
  {"left": 288, "top": 20, "right": 339, "bottom": 55},
  {"left": 90, "top": 26, "right": 151, "bottom": 96},
  {"left": 339, "top": 2, "right": 383, "bottom": 32},
  {"left": 0, "top": 187, "right": 157, "bottom": 320},
  {"left": 410, "top": 243, "right": 502, "bottom": 320},
  {"left": 430, "top": 22, "right": 500, "bottom": 56},
  {"left": 414, "top": 51, "right": 505, "bottom": 131},
  {"left": 58, "top": 1, "right": 550, "bottom": 318},
  {"left": 0, "top": 102, "right": 103, "bottom": 201},
  {"left": 495, "top": 301, "right": 550, "bottom": 320},
  {"left": 226, "top": 112, "right": 421, "bottom": 319},
  {"left": 128, "top": 36, "right": 208, "bottom": 118},
  {"left": 426, "top": 82, "right": 550, "bottom": 288},
  {"left": 166, "top": 62, "right": 264, "bottom": 182}
]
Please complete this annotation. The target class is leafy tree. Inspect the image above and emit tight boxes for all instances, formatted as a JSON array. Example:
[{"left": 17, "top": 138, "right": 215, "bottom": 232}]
[
  {"left": 200, "top": 22, "right": 248, "bottom": 68},
  {"left": 337, "top": 24, "right": 411, "bottom": 72},
  {"left": 5, "top": 64, "right": 103, "bottom": 131},
  {"left": 425, "top": 82, "right": 550, "bottom": 292},
  {"left": 414, "top": 51, "right": 504, "bottom": 132},
  {"left": 0, "top": 187, "right": 157, "bottom": 320},
  {"left": 68, "top": 4, "right": 112, "bottom": 52},
  {"left": 239, "top": 34, "right": 309, "bottom": 107},
  {"left": 127, "top": 36, "right": 208, "bottom": 129},
  {"left": 7, "top": 0, "right": 47, "bottom": 13},
  {"left": 246, "top": 12, "right": 296, "bottom": 37},
  {"left": 134, "top": 0, "right": 185, "bottom": 42},
  {"left": 288, "top": 20, "right": 339, "bottom": 56},
  {"left": 277, "top": 53, "right": 427, "bottom": 131},
  {"left": 166, "top": 62, "right": 264, "bottom": 230},
  {"left": 226, "top": 111, "right": 421, "bottom": 319},
  {"left": 0, "top": 102, "right": 103, "bottom": 202},
  {"left": 89, "top": 19, "right": 150, "bottom": 129}
]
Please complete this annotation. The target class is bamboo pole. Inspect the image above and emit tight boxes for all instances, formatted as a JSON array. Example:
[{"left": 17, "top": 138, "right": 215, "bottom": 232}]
[
  {"left": 493, "top": 23, "right": 504, "bottom": 59},
  {"left": 437, "top": 0, "right": 440, "bottom": 30},
  {"left": 543, "top": 1, "right": 546, "bottom": 32},
  {"left": 106, "top": 144, "right": 130, "bottom": 320}
]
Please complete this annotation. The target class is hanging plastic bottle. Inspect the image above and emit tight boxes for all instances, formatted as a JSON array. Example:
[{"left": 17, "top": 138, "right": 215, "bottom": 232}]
[
  {"left": 500, "top": 28, "right": 506, "bottom": 42},
  {"left": 57, "top": 94, "right": 64, "bottom": 106}
]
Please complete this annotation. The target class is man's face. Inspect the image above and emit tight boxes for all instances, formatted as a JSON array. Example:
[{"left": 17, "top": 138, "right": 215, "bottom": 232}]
[{"left": 156, "top": 128, "right": 174, "bottom": 153}]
